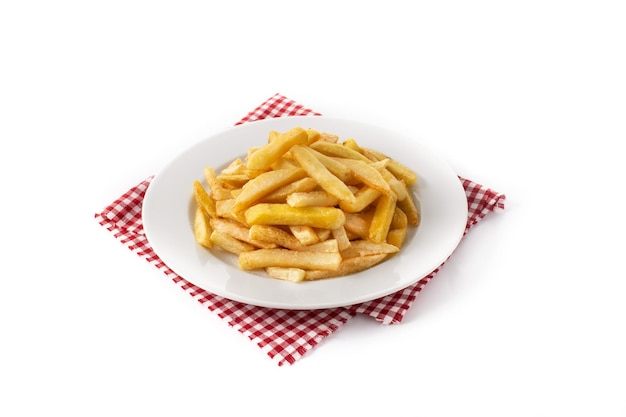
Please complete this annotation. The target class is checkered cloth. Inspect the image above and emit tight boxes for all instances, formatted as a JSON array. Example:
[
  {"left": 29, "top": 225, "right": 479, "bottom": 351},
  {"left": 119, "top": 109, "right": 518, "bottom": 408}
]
[{"left": 95, "top": 93, "right": 506, "bottom": 366}]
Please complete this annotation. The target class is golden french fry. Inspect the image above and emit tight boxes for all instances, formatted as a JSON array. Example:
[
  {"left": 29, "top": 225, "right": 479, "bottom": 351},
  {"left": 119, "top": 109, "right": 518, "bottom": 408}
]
[
  {"left": 209, "top": 218, "right": 276, "bottom": 249},
  {"left": 331, "top": 226, "right": 352, "bottom": 251},
  {"left": 261, "top": 177, "right": 318, "bottom": 203},
  {"left": 315, "top": 228, "right": 332, "bottom": 241},
  {"left": 290, "top": 145, "right": 356, "bottom": 204},
  {"left": 343, "top": 211, "right": 373, "bottom": 241},
  {"left": 397, "top": 186, "right": 420, "bottom": 226},
  {"left": 232, "top": 167, "right": 306, "bottom": 212},
  {"left": 342, "top": 138, "right": 361, "bottom": 152},
  {"left": 245, "top": 203, "right": 346, "bottom": 230},
  {"left": 381, "top": 169, "right": 408, "bottom": 201},
  {"left": 333, "top": 157, "right": 391, "bottom": 196},
  {"left": 193, "top": 207, "right": 213, "bottom": 248},
  {"left": 289, "top": 225, "right": 320, "bottom": 245},
  {"left": 306, "top": 147, "right": 353, "bottom": 182},
  {"left": 318, "top": 132, "right": 339, "bottom": 143},
  {"left": 215, "top": 199, "right": 247, "bottom": 224},
  {"left": 209, "top": 230, "right": 256, "bottom": 255},
  {"left": 304, "top": 254, "right": 387, "bottom": 280},
  {"left": 362, "top": 148, "right": 417, "bottom": 185},
  {"left": 305, "top": 128, "right": 320, "bottom": 144},
  {"left": 286, "top": 190, "right": 339, "bottom": 208},
  {"left": 339, "top": 186, "right": 381, "bottom": 213},
  {"left": 310, "top": 141, "right": 372, "bottom": 162},
  {"left": 248, "top": 224, "right": 303, "bottom": 250},
  {"left": 220, "top": 158, "right": 246, "bottom": 175},
  {"left": 390, "top": 207, "right": 408, "bottom": 230},
  {"left": 265, "top": 267, "right": 306, "bottom": 283},
  {"left": 340, "top": 240, "right": 399, "bottom": 258},
  {"left": 193, "top": 180, "right": 216, "bottom": 218},
  {"left": 204, "top": 167, "right": 232, "bottom": 200},
  {"left": 246, "top": 127, "right": 309, "bottom": 170},
  {"left": 238, "top": 248, "right": 341, "bottom": 271},
  {"left": 298, "top": 239, "right": 339, "bottom": 253},
  {"left": 369, "top": 193, "right": 397, "bottom": 243},
  {"left": 387, "top": 228, "right": 407, "bottom": 248}
]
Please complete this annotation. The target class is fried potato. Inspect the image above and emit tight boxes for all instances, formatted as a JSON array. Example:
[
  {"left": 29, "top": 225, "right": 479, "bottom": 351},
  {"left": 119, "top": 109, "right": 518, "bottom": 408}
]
[
  {"left": 209, "top": 218, "right": 276, "bottom": 249},
  {"left": 333, "top": 157, "right": 391, "bottom": 196},
  {"left": 369, "top": 193, "right": 397, "bottom": 243},
  {"left": 304, "top": 254, "right": 387, "bottom": 280},
  {"left": 232, "top": 167, "right": 307, "bottom": 212},
  {"left": 289, "top": 225, "right": 320, "bottom": 245},
  {"left": 244, "top": 203, "right": 346, "bottom": 230},
  {"left": 246, "top": 126, "right": 309, "bottom": 170},
  {"left": 362, "top": 147, "right": 418, "bottom": 185},
  {"left": 339, "top": 186, "right": 381, "bottom": 213},
  {"left": 397, "top": 186, "right": 420, "bottom": 226},
  {"left": 193, "top": 207, "right": 213, "bottom": 248},
  {"left": 331, "top": 226, "right": 352, "bottom": 251},
  {"left": 193, "top": 180, "right": 216, "bottom": 218},
  {"left": 209, "top": 230, "right": 255, "bottom": 255},
  {"left": 248, "top": 224, "right": 303, "bottom": 250},
  {"left": 238, "top": 249, "right": 341, "bottom": 271},
  {"left": 265, "top": 267, "right": 306, "bottom": 283},
  {"left": 261, "top": 177, "right": 318, "bottom": 203},
  {"left": 310, "top": 141, "right": 372, "bottom": 162},
  {"left": 340, "top": 240, "right": 399, "bottom": 258},
  {"left": 204, "top": 167, "right": 232, "bottom": 200},
  {"left": 290, "top": 145, "right": 356, "bottom": 204},
  {"left": 286, "top": 190, "right": 339, "bottom": 208}
]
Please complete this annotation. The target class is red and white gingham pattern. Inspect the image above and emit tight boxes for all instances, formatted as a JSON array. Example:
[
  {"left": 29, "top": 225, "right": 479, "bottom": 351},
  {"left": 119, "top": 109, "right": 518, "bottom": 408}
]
[{"left": 95, "top": 93, "right": 505, "bottom": 366}]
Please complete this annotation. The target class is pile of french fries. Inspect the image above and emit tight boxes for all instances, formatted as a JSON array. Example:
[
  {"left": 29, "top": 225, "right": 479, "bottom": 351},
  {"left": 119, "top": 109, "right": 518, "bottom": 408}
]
[{"left": 192, "top": 126, "right": 420, "bottom": 282}]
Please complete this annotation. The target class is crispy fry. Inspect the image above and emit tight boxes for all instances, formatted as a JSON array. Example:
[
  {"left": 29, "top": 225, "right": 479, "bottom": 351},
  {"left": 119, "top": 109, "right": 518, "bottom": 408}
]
[
  {"left": 193, "top": 207, "right": 213, "bottom": 248},
  {"left": 339, "top": 186, "right": 381, "bottom": 213},
  {"left": 310, "top": 141, "right": 372, "bottom": 162},
  {"left": 215, "top": 199, "right": 247, "bottom": 224},
  {"left": 297, "top": 239, "right": 339, "bottom": 253},
  {"left": 246, "top": 126, "right": 309, "bottom": 170},
  {"left": 397, "top": 186, "right": 420, "bottom": 226},
  {"left": 289, "top": 225, "right": 320, "bottom": 245},
  {"left": 369, "top": 193, "right": 397, "bottom": 243},
  {"left": 209, "top": 218, "right": 277, "bottom": 249},
  {"left": 331, "top": 226, "right": 352, "bottom": 251},
  {"left": 248, "top": 224, "right": 303, "bottom": 250},
  {"left": 238, "top": 249, "right": 341, "bottom": 271},
  {"left": 209, "top": 230, "right": 255, "bottom": 255},
  {"left": 245, "top": 203, "right": 346, "bottom": 230},
  {"left": 343, "top": 210, "right": 373, "bottom": 241},
  {"left": 265, "top": 267, "right": 306, "bottom": 283},
  {"left": 332, "top": 157, "right": 391, "bottom": 196},
  {"left": 261, "top": 177, "right": 318, "bottom": 203},
  {"left": 232, "top": 167, "right": 306, "bottom": 212},
  {"left": 286, "top": 190, "right": 339, "bottom": 208},
  {"left": 291, "top": 145, "right": 356, "bottom": 204},
  {"left": 362, "top": 147, "right": 417, "bottom": 185},
  {"left": 204, "top": 167, "right": 232, "bottom": 200},
  {"left": 304, "top": 254, "right": 387, "bottom": 280},
  {"left": 306, "top": 147, "right": 353, "bottom": 182},
  {"left": 193, "top": 180, "right": 217, "bottom": 218},
  {"left": 340, "top": 240, "right": 399, "bottom": 258},
  {"left": 387, "top": 228, "right": 407, "bottom": 248}
]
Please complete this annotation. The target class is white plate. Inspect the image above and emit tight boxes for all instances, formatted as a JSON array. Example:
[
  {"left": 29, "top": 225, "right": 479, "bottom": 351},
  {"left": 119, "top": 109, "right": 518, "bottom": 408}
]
[{"left": 142, "top": 116, "right": 468, "bottom": 309}]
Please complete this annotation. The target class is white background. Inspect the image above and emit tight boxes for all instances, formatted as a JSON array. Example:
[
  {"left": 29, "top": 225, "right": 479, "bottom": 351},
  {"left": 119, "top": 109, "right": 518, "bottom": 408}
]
[{"left": 2, "top": 1, "right": 625, "bottom": 416}]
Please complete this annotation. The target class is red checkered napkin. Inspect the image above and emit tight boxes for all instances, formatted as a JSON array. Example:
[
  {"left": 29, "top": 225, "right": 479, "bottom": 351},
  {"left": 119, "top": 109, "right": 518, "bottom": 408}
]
[{"left": 95, "top": 93, "right": 506, "bottom": 366}]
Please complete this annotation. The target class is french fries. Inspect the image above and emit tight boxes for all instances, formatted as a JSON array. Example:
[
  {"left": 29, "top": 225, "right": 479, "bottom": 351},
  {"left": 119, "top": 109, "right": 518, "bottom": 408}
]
[{"left": 192, "top": 126, "right": 420, "bottom": 282}]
